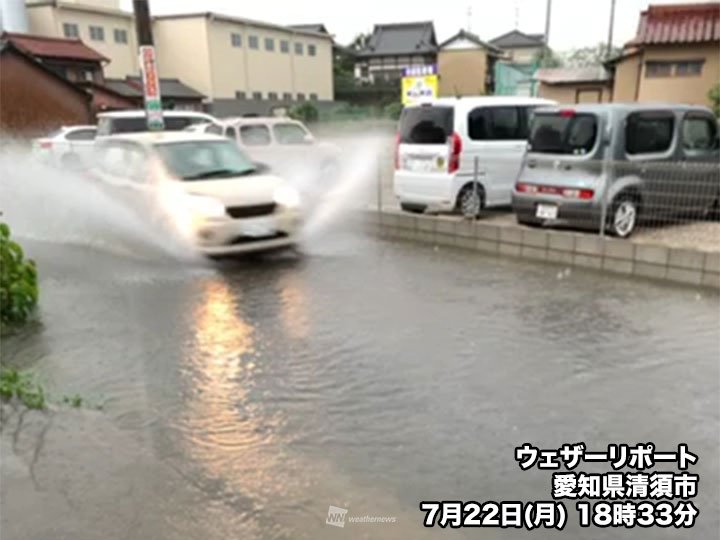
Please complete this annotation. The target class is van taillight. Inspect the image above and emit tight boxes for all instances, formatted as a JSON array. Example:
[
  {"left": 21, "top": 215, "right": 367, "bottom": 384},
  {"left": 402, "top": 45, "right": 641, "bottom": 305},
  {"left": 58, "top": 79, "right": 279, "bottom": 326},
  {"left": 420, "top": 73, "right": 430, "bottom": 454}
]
[
  {"left": 394, "top": 133, "right": 400, "bottom": 170},
  {"left": 448, "top": 132, "right": 462, "bottom": 173},
  {"left": 559, "top": 109, "right": 576, "bottom": 118}
]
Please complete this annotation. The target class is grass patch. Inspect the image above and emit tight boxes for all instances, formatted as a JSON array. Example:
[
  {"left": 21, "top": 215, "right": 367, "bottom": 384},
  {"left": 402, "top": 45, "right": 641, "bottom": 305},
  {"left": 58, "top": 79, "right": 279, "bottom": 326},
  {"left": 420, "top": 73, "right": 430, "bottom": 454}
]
[{"left": 0, "top": 368, "right": 46, "bottom": 410}]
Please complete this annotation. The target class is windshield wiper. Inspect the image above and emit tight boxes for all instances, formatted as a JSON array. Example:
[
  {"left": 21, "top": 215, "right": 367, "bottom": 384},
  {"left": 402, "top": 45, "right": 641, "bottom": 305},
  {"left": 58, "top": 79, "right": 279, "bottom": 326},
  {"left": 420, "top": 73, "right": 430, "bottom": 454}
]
[{"left": 183, "top": 167, "right": 255, "bottom": 180}]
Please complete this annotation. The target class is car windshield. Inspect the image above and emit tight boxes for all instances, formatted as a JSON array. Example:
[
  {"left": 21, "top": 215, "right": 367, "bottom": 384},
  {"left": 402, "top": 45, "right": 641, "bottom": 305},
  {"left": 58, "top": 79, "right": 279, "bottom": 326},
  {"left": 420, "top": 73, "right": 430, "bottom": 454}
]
[
  {"left": 399, "top": 106, "right": 454, "bottom": 144},
  {"left": 155, "top": 140, "right": 257, "bottom": 180},
  {"left": 529, "top": 113, "right": 598, "bottom": 155},
  {"left": 97, "top": 116, "right": 207, "bottom": 136}
]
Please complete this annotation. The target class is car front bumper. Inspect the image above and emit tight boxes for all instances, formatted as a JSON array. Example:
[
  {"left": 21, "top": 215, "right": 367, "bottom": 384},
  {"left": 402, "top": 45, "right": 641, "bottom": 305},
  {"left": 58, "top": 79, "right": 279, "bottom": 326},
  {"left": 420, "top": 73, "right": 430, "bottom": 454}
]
[{"left": 193, "top": 209, "right": 301, "bottom": 255}]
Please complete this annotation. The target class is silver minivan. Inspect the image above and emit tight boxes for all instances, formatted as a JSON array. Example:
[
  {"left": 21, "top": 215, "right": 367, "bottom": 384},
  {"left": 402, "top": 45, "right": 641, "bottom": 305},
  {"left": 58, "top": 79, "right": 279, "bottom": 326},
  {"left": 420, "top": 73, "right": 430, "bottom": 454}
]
[{"left": 512, "top": 103, "right": 720, "bottom": 237}]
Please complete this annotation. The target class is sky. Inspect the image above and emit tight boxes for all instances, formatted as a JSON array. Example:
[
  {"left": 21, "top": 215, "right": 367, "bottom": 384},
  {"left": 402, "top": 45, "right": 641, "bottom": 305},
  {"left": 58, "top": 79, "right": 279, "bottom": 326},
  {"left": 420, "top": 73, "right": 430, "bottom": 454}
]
[{"left": 122, "top": 0, "right": 709, "bottom": 51}]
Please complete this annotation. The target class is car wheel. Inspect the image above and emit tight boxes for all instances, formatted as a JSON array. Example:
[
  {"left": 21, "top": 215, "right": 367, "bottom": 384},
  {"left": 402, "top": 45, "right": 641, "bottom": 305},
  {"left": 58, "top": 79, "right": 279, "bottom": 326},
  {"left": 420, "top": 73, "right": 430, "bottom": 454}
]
[
  {"left": 400, "top": 203, "right": 425, "bottom": 214},
  {"left": 456, "top": 184, "right": 484, "bottom": 219},
  {"left": 610, "top": 195, "right": 639, "bottom": 238}
]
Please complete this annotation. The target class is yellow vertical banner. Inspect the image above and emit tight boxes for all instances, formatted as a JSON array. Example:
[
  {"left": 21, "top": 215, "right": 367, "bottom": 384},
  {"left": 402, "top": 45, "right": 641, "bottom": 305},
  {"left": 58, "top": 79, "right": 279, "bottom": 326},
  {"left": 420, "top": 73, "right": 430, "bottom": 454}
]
[{"left": 401, "top": 65, "right": 438, "bottom": 105}]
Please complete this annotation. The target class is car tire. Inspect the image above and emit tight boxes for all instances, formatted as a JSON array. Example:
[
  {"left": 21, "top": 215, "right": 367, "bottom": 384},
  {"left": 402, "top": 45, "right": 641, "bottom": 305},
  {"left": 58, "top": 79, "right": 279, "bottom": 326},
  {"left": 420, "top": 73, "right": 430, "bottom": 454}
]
[
  {"left": 400, "top": 203, "right": 425, "bottom": 214},
  {"left": 456, "top": 184, "right": 484, "bottom": 219},
  {"left": 609, "top": 194, "right": 639, "bottom": 238}
]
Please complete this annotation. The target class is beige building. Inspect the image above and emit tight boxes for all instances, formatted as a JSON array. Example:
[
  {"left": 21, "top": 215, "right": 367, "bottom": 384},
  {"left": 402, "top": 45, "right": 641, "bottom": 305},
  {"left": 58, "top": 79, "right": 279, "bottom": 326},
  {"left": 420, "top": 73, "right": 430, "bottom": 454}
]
[
  {"left": 26, "top": 0, "right": 139, "bottom": 78},
  {"left": 437, "top": 30, "right": 502, "bottom": 96},
  {"left": 609, "top": 3, "right": 720, "bottom": 107},
  {"left": 488, "top": 30, "right": 545, "bottom": 65},
  {"left": 153, "top": 13, "right": 333, "bottom": 102}
]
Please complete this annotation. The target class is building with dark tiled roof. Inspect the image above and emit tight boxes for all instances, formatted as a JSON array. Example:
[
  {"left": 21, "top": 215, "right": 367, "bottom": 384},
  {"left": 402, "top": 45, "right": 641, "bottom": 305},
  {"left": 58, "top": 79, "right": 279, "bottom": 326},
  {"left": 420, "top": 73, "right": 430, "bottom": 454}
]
[{"left": 489, "top": 30, "right": 546, "bottom": 64}]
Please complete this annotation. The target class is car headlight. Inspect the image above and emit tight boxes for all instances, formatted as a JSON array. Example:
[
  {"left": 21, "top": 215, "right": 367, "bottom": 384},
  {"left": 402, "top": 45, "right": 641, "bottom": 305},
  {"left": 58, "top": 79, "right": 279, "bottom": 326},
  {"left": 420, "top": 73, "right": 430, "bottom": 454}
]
[
  {"left": 274, "top": 185, "right": 301, "bottom": 208},
  {"left": 187, "top": 195, "right": 226, "bottom": 218}
]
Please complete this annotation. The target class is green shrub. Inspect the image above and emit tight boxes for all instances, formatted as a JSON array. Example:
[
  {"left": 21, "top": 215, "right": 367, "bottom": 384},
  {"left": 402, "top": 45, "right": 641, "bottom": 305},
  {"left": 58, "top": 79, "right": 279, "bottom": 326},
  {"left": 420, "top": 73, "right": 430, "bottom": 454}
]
[
  {"left": 384, "top": 102, "right": 403, "bottom": 120},
  {"left": 709, "top": 83, "right": 720, "bottom": 118},
  {"left": 1, "top": 222, "right": 38, "bottom": 329},
  {"left": 0, "top": 368, "right": 45, "bottom": 410},
  {"left": 289, "top": 102, "right": 319, "bottom": 123}
]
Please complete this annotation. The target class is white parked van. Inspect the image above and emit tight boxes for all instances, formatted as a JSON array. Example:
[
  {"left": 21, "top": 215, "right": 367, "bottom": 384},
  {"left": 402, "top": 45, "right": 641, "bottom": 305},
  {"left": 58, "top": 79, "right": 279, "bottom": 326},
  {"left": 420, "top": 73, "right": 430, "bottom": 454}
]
[{"left": 393, "top": 96, "right": 556, "bottom": 216}]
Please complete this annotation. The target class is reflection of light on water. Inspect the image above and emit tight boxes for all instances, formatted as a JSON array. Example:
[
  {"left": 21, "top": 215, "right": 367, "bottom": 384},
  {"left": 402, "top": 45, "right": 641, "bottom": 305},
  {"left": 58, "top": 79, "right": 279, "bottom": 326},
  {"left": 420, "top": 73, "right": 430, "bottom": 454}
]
[
  {"left": 179, "top": 279, "right": 291, "bottom": 509},
  {"left": 278, "top": 273, "right": 311, "bottom": 340}
]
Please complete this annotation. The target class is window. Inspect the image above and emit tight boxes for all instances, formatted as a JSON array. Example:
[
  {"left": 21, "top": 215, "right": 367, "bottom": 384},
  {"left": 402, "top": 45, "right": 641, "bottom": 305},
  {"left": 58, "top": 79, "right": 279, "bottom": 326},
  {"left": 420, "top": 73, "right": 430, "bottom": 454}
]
[
  {"left": 676, "top": 60, "right": 704, "bottom": 77},
  {"left": 155, "top": 140, "right": 256, "bottom": 180},
  {"left": 265, "top": 37, "right": 274, "bottom": 51},
  {"left": 63, "top": 23, "right": 79, "bottom": 38},
  {"left": 113, "top": 28, "right": 127, "bottom": 44},
  {"left": 89, "top": 25, "right": 104, "bottom": 41},
  {"left": 65, "top": 128, "right": 96, "bottom": 141},
  {"left": 308, "top": 44, "right": 316, "bottom": 56},
  {"left": 296, "top": 93, "right": 306, "bottom": 101},
  {"left": 529, "top": 113, "right": 598, "bottom": 155},
  {"left": 249, "top": 35, "right": 259, "bottom": 49},
  {"left": 280, "top": 40, "right": 289, "bottom": 53},
  {"left": 294, "top": 42, "right": 304, "bottom": 55},
  {"left": 309, "top": 93, "right": 318, "bottom": 101},
  {"left": 468, "top": 107, "right": 522, "bottom": 140},
  {"left": 240, "top": 125, "right": 271, "bottom": 146},
  {"left": 82, "top": 69, "right": 94, "bottom": 82},
  {"left": 235, "top": 91, "right": 246, "bottom": 99},
  {"left": 252, "top": 91, "right": 263, "bottom": 100},
  {"left": 273, "top": 123, "right": 310, "bottom": 144},
  {"left": 266, "top": 92, "right": 277, "bottom": 100},
  {"left": 282, "top": 92, "right": 292, "bottom": 101},
  {"left": 682, "top": 115, "right": 718, "bottom": 152},
  {"left": 626, "top": 112, "right": 675, "bottom": 155},
  {"left": 645, "top": 61, "right": 672, "bottom": 78},
  {"left": 399, "top": 106, "right": 454, "bottom": 144},
  {"left": 231, "top": 33, "right": 242, "bottom": 47}
]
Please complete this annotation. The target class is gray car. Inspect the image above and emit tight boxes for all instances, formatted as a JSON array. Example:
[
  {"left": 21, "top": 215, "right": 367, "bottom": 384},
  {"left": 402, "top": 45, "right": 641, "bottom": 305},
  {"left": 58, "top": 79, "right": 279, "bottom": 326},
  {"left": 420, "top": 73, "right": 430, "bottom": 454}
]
[{"left": 512, "top": 103, "right": 720, "bottom": 237}]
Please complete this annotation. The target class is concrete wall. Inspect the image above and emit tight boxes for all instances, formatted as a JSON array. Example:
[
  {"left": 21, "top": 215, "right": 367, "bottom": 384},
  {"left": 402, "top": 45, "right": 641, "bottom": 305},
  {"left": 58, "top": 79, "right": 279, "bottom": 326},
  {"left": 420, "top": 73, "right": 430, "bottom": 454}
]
[
  {"left": 638, "top": 43, "right": 720, "bottom": 107},
  {"left": 438, "top": 49, "right": 488, "bottom": 96},
  {"left": 26, "top": 3, "right": 139, "bottom": 78},
  {"left": 153, "top": 17, "right": 213, "bottom": 99},
  {"left": 538, "top": 82, "right": 612, "bottom": 104}
]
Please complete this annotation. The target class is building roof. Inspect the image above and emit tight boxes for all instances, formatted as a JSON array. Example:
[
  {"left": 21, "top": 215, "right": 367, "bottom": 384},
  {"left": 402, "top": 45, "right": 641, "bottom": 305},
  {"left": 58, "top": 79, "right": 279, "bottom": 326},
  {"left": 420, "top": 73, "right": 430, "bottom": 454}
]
[
  {"left": 631, "top": 2, "right": 720, "bottom": 45},
  {"left": 534, "top": 66, "right": 611, "bottom": 84},
  {"left": 357, "top": 21, "right": 437, "bottom": 57},
  {"left": 1, "top": 31, "right": 108, "bottom": 62},
  {"left": 153, "top": 12, "right": 332, "bottom": 39},
  {"left": 289, "top": 24, "right": 329, "bottom": 34},
  {"left": 489, "top": 30, "right": 546, "bottom": 49},
  {"left": 104, "top": 77, "right": 206, "bottom": 100},
  {"left": 0, "top": 39, "right": 91, "bottom": 99},
  {"left": 439, "top": 29, "right": 503, "bottom": 54}
]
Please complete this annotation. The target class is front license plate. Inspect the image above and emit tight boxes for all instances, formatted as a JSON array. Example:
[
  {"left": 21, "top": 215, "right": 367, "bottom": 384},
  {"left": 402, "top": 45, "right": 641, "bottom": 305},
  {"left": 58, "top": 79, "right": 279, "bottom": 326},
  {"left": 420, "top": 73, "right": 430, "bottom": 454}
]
[
  {"left": 536, "top": 204, "right": 558, "bottom": 220},
  {"left": 242, "top": 219, "right": 275, "bottom": 238}
]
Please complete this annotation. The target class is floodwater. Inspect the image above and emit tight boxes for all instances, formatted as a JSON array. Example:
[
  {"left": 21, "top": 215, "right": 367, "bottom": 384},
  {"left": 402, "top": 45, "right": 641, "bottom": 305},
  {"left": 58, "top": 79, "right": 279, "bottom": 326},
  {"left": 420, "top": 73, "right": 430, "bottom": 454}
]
[{"left": 2, "top": 229, "right": 718, "bottom": 540}]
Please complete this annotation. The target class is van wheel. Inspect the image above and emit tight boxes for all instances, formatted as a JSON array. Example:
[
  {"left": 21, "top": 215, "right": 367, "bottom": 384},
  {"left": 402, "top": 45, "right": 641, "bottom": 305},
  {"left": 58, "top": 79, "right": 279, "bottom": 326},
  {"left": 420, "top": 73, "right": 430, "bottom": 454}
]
[
  {"left": 456, "top": 184, "right": 484, "bottom": 218},
  {"left": 609, "top": 195, "right": 639, "bottom": 238}
]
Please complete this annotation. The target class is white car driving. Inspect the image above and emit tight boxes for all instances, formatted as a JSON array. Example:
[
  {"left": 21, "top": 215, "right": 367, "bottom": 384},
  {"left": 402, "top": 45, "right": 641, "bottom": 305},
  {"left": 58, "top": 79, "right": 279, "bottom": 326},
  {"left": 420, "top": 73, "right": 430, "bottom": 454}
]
[
  {"left": 32, "top": 125, "right": 97, "bottom": 168},
  {"left": 90, "top": 132, "right": 303, "bottom": 256}
]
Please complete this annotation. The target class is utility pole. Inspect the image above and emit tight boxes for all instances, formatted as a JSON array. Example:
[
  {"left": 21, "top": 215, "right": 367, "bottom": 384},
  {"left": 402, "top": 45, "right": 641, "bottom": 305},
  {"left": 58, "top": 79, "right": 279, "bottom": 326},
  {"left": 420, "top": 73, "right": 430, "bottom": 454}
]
[
  {"left": 606, "top": 0, "right": 617, "bottom": 59},
  {"left": 132, "top": 0, "right": 164, "bottom": 130},
  {"left": 542, "top": 0, "right": 552, "bottom": 66}
]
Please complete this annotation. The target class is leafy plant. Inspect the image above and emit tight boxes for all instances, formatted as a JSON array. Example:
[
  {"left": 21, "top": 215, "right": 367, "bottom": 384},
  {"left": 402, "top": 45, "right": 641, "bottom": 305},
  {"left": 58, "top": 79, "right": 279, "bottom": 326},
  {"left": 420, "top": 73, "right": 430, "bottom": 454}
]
[
  {"left": 383, "top": 102, "right": 403, "bottom": 121},
  {"left": 289, "top": 102, "right": 319, "bottom": 123},
  {"left": 0, "top": 368, "right": 46, "bottom": 410},
  {"left": 0, "top": 222, "right": 38, "bottom": 330},
  {"left": 63, "top": 394, "right": 83, "bottom": 408},
  {"left": 709, "top": 83, "right": 720, "bottom": 118}
]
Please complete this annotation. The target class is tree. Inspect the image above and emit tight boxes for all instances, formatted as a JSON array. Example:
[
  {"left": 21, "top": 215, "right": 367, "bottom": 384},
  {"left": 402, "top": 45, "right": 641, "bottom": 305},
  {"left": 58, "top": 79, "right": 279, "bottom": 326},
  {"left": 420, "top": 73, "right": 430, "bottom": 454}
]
[
  {"left": 563, "top": 42, "right": 622, "bottom": 67},
  {"left": 533, "top": 48, "right": 563, "bottom": 68}
]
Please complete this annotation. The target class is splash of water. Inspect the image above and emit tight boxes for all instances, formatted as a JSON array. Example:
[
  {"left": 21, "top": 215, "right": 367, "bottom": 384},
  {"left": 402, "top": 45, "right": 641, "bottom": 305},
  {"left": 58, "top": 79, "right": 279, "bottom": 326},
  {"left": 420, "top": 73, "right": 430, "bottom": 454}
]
[{"left": 0, "top": 140, "right": 201, "bottom": 262}]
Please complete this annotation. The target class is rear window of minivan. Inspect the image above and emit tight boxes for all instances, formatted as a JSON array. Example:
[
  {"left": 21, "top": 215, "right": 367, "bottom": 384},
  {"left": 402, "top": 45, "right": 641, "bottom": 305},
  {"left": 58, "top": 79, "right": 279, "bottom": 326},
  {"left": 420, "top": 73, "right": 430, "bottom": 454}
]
[
  {"left": 97, "top": 116, "right": 207, "bottom": 136},
  {"left": 399, "top": 106, "right": 454, "bottom": 144},
  {"left": 529, "top": 113, "right": 598, "bottom": 155}
]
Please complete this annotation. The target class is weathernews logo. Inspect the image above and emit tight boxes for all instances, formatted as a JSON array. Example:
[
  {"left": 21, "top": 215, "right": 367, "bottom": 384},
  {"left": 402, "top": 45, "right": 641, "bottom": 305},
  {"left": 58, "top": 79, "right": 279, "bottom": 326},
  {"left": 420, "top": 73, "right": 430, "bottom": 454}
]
[
  {"left": 326, "top": 506, "right": 348, "bottom": 528},
  {"left": 326, "top": 505, "right": 397, "bottom": 528}
]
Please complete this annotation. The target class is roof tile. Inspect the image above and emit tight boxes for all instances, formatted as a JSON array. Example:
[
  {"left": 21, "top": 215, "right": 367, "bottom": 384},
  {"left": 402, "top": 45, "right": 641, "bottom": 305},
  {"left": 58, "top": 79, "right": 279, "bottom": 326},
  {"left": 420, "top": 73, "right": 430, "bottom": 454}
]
[
  {"left": 2, "top": 32, "right": 108, "bottom": 62},
  {"left": 632, "top": 3, "right": 720, "bottom": 44}
]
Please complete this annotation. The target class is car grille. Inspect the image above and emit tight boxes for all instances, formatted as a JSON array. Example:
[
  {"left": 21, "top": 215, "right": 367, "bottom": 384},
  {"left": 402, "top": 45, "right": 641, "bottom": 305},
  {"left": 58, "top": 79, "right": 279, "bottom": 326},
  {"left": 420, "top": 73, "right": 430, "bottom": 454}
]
[
  {"left": 226, "top": 203, "right": 276, "bottom": 219},
  {"left": 227, "top": 232, "right": 288, "bottom": 245}
]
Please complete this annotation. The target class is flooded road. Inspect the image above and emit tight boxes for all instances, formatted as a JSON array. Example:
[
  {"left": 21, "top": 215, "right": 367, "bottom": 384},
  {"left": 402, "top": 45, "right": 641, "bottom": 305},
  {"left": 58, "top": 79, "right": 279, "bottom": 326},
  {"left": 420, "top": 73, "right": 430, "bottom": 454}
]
[{"left": 2, "top": 230, "right": 718, "bottom": 539}]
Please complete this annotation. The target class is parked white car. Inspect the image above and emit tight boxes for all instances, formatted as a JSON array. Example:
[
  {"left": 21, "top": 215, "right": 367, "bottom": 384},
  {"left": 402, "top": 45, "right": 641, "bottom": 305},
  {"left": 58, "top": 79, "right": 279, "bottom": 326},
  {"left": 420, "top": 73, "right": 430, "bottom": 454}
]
[
  {"left": 90, "top": 132, "right": 303, "bottom": 256},
  {"left": 189, "top": 117, "right": 341, "bottom": 187},
  {"left": 32, "top": 125, "right": 97, "bottom": 168},
  {"left": 393, "top": 96, "right": 557, "bottom": 216},
  {"left": 96, "top": 110, "right": 218, "bottom": 138}
]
